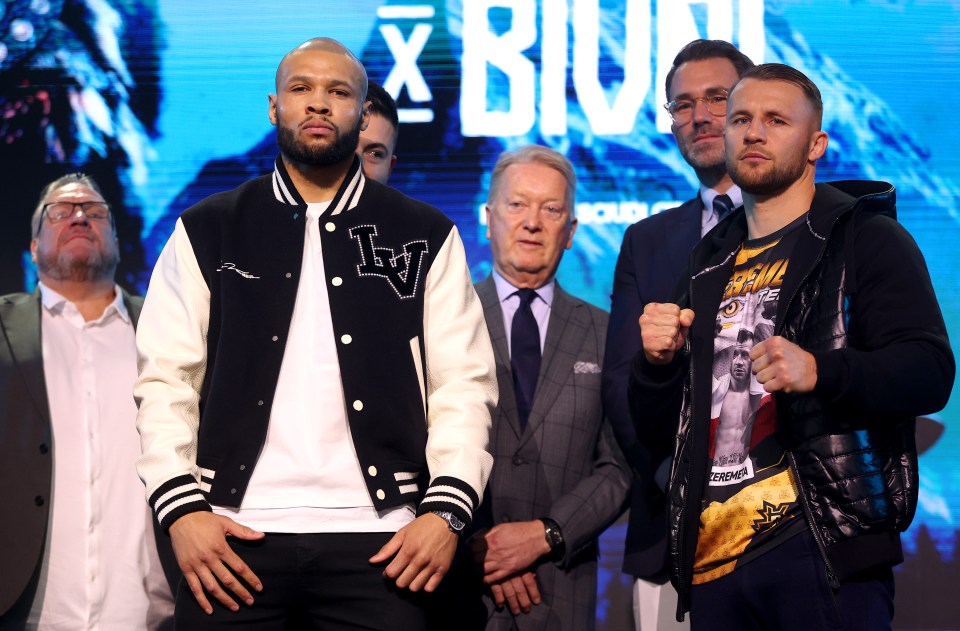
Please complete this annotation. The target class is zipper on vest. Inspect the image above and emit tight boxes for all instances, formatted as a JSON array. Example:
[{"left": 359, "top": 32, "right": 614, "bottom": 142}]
[
  {"left": 675, "top": 270, "right": 701, "bottom": 622},
  {"left": 775, "top": 225, "right": 840, "bottom": 591},
  {"left": 674, "top": 356, "right": 695, "bottom": 623},
  {"left": 787, "top": 450, "right": 840, "bottom": 590}
]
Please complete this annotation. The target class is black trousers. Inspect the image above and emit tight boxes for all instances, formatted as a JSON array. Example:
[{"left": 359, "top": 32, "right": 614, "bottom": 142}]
[
  {"left": 174, "top": 532, "right": 428, "bottom": 631},
  {"left": 690, "top": 529, "right": 895, "bottom": 631}
]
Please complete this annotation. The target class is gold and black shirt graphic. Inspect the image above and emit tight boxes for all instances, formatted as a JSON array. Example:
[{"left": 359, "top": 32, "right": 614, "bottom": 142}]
[{"left": 693, "top": 214, "right": 808, "bottom": 585}]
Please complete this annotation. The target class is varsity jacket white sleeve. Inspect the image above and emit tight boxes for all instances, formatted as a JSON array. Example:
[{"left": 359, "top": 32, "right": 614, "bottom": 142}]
[
  {"left": 134, "top": 219, "right": 211, "bottom": 525},
  {"left": 417, "top": 227, "right": 496, "bottom": 517}
]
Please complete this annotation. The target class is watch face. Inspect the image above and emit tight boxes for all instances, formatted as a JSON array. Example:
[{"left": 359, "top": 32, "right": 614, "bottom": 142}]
[
  {"left": 433, "top": 510, "right": 465, "bottom": 532},
  {"left": 543, "top": 520, "right": 563, "bottom": 549},
  {"left": 546, "top": 528, "right": 560, "bottom": 548}
]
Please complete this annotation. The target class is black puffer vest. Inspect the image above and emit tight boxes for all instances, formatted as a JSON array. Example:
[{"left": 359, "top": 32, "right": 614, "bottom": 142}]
[
  {"left": 776, "top": 181, "right": 916, "bottom": 585},
  {"left": 669, "top": 180, "right": 919, "bottom": 614}
]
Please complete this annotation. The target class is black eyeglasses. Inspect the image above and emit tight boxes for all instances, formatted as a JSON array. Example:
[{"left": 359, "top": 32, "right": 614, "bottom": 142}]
[
  {"left": 41, "top": 201, "right": 111, "bottom": 222},
  {"left": 36, "top": 201, "right": 113, "bottom": 236},
  {"left": 663, "top": 92, "right": 729, "bottom": 124}
]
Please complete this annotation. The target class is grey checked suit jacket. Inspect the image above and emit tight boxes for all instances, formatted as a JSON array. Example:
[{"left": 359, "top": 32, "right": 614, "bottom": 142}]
[
  {"left": 0, "top": 288, "right": 178, "bottom": 626},
  {"left": 469, "top": 276, "right": 630, "bottom": 631}
]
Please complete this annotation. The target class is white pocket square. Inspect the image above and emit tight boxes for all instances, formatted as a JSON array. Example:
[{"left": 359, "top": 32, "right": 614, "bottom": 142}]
[{"left": 574, "top": 361, "right": 601, "bottom": 374}]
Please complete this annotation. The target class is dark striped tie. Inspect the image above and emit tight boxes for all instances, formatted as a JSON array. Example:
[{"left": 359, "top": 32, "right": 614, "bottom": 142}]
[{"left": 713, "top": 193, "right": 735, "bottom": 221}]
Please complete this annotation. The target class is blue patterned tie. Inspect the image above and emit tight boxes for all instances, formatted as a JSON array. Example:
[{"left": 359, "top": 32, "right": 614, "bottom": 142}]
[
  {"left": 511, "top": 289, "right": 541, "bottom": 430},
  {"left": 713, "top": 193, "right": 735, "bottom": 221}
]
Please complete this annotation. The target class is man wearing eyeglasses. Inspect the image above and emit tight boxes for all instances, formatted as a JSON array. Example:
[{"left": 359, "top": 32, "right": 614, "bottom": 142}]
[
  {"left": 602, "top": 40, "right": 754, "bottom": 631},
  {"left": 0, "top": 174, "right": 176, "bottom": 629}
]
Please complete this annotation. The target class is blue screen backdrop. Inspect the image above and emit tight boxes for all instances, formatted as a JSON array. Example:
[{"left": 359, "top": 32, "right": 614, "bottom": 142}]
[{"left": 2, "top": 1, "right": 956, "bottom": 627}]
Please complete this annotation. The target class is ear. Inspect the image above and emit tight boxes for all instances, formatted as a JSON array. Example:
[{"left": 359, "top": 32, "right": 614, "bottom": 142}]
[
  {"left": 808, "top": 130, "right": 828, "bottom": 162},
  {"left": 484, "top": 205, "right": 492, "bottom": 240},
  {"left": 30, "top": 239, "right": 38, "bottom": 263},
  {"left": 388, "top": 155, "right": 398, "bottom": 176},
  {"left": 564, "top": 218, "right": 579, "bottom": 250},
  {"left": 360, "top": 99, "right": 371, "bottom": 132},
  {"left": 268, "top": 94, "right": 278, "bottom": 126}
]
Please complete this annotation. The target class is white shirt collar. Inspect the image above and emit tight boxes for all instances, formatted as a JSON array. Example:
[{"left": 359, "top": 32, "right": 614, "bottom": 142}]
[{"left": 38, "top": 282, "right": 130, "bottom": 324}]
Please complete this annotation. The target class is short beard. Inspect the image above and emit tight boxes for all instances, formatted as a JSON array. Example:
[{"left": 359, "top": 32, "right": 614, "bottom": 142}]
[
  {"left": 679, "top": 140, "right": 725, "bottom": 173},
  {"left": 727, "top": 151, "right": 807, "bottom": 196},
  {"left": 675, "top": 122, "right": 726, "bottom": 173},
  {"left": 277, "top": 118, "right": 361, "bottom": 167},
  {"left": 37, "top": 247, "right": 119, "bottom": 283}
]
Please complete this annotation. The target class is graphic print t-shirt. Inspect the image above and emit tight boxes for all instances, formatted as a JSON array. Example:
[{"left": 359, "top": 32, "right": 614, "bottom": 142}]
[{"left": 692, "top": 214, "right": 807, "bottom": 584}]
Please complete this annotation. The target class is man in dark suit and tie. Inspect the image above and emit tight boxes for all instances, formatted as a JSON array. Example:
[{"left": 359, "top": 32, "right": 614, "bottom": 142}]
[
  {"left": 602, "top": 40, "right": 754, "bottom": 630},
  {"left": 464, "top": 145, "right": 629, "bottom": 630},
  {"left": 0, "top": 174, "right": 176, "bottom": 629}
]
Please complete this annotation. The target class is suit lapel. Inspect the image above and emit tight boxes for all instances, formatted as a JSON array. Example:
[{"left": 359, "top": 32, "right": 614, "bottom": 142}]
[
  {"left": 120, "top": 287, "right": 144, "bottom": 329},
  {"left": 475, "top": 277, "right": 523, "bottom": 439},
  {"left": 673, "top": 197, "right": 704, "bottom": 271},
  {"left": 520, "top": 284, "right": 581, "bottom": 443},
  {"left": 0, "top": 292, "right": 51, "bottom": 425}
]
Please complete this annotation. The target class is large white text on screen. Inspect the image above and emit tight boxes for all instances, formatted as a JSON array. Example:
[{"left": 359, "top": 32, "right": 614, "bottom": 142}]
[{"left": 458, "top": 0, "right": 765, "bottom": 136}]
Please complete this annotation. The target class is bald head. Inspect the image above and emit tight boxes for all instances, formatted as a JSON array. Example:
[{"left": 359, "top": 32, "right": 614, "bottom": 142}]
[{"left": 276, "top": 37, "right": 368, "bottom": 100}]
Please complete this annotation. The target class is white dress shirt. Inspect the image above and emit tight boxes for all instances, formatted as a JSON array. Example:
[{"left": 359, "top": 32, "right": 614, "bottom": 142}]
[{"left": 30, "top": 283, "right": 172, "bottom": 631}]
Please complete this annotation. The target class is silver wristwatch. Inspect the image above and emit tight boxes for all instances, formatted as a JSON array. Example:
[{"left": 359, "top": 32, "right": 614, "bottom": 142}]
[{"left": 431, "top": 510, "right": 466, "bottom": 534}]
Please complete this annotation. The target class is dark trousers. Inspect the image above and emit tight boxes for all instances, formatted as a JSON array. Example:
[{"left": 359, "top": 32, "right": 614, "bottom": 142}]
[
  {"left": 174, "top": 532, "right": 428, "bottom": 631},
  {"left": 690, "top": 530, "right": 894, "bottom": 631}
]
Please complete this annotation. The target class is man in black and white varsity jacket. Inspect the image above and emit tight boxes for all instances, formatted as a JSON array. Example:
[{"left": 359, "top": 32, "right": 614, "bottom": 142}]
[{"left": 134, "top": 38, "right": 497, "bottom": 629}]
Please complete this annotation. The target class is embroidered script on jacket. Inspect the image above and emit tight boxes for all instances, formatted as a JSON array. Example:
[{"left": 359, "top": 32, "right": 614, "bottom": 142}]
[{"left": 217, "top": 262, "right": 260, "bottom": 279}]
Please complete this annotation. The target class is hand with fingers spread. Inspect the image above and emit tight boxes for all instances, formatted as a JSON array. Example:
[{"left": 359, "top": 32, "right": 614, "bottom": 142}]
[
  {"left": 368, "top": 513, "right": 458, "bottom": 592},
  {"left": 489, "top": 571, "right": 542, "bottom": 615},
  {"left": 639, "top": 302, "right": 695, "bottom": 365},
  {"left": 750, "top": 336, "right": 818, "bottom": 393},
  {"left": 168, "top": 512, "right": 265, "bottom": 615},
  {"left": 470, "top": 521, "right": 550, "bottom": 584}
]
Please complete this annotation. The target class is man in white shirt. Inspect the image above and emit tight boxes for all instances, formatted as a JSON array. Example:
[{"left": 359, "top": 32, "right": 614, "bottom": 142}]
[{"left": 0, "top": 173, "right": 176, "bottom": 630}]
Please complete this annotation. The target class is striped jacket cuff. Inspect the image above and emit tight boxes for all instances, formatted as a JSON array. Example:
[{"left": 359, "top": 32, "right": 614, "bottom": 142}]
[
  {"left": 149, "top": 474, "right": 212, "bottom": 532},
  {"left": 416, "top": 476, "right": 480, "bottom": 528}
]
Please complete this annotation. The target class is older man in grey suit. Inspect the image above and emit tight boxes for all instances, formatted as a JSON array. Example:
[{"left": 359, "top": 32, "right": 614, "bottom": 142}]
[{"left": 455, "top": 145, "right": 629, "bottom": 631}]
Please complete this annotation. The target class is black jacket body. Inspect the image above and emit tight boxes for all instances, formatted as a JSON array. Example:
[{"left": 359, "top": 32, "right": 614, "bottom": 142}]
[{"left": 629, "top": 181, "right": 955, "bottom": 618}]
